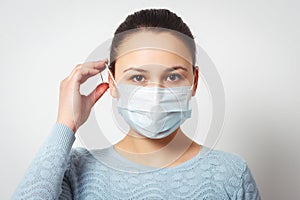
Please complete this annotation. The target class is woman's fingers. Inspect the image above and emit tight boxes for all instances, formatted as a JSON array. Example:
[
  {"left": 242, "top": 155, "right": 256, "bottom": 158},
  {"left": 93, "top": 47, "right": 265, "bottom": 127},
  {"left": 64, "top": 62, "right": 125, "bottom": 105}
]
[
  {"left": 56, "top": 59, "right": 109, "bottom": 133},
  {"left": 88, "top": 82, "right": 109, "bottom": 104},
  {"left": 70, "top": 59, "right": 108, "bottom": 86}
]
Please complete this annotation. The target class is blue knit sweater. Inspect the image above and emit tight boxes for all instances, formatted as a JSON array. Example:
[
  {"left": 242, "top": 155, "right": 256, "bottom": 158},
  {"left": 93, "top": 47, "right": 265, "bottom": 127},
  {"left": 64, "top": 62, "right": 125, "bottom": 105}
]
[{"left": 13, "top": 123, "right": 261, "bottom": 199}]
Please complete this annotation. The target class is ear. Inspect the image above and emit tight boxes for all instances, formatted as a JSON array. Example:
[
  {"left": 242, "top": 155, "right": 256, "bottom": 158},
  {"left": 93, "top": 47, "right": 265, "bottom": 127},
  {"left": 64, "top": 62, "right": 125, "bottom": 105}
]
[
  {"left": 108, "top": 71, "right": 119, "bottom": 98},
  {"left": 192, "top": 66, "right": 199, "bottom": 96}
]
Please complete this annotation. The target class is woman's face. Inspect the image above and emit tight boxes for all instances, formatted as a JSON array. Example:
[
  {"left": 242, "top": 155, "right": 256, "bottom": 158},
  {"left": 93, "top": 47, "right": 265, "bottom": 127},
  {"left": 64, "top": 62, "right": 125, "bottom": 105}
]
[{"left": 109, "top": 31, "right": 198, "bottom": 96}]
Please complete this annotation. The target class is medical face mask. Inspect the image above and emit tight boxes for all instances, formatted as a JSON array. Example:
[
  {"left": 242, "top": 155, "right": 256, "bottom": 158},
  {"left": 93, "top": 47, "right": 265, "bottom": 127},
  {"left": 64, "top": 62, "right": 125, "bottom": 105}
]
[
  {"left": 106, "top": 63, "right": 193, "bottom": 139},
  {"left": 115, "top": 82, "right": 193, "bottom": 139}
]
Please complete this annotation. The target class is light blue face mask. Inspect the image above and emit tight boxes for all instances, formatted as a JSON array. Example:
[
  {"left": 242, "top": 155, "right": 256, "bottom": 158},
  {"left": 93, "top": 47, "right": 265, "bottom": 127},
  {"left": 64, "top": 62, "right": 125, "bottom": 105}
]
[{"left": 115, "top": 83, "right": 193, "bottom": 139}]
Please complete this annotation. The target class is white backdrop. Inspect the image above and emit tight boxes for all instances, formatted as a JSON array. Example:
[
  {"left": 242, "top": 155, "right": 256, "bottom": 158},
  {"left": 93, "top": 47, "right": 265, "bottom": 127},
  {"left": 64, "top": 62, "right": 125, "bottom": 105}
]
[{"left": 1, "top": 0, "right": 299, "bottom": 199}]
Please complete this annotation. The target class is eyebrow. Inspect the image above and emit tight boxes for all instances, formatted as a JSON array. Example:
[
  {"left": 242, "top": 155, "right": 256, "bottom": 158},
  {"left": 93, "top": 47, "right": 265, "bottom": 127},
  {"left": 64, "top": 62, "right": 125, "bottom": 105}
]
[
  {"left": 123, "top": 66, "right": 188, "bottom": 73},
  {"left": 123, "top": 67, "right": 148, "bottom": 73},
  {"left": 166, "top": 66, "right": 188, "bottom": 72}
]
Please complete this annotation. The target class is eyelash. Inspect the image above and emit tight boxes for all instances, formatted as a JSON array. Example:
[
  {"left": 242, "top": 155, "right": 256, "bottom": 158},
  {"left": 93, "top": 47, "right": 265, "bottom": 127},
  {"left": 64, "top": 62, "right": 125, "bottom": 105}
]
[
  {"left": 129, "top": 73, "right": 183, "bottom": 83},
  {"left": 130, "top": 74, "right": 145, "bottom": 82},
  {"left": 165, "top": 73, "right": 183, "bottom": 81}
]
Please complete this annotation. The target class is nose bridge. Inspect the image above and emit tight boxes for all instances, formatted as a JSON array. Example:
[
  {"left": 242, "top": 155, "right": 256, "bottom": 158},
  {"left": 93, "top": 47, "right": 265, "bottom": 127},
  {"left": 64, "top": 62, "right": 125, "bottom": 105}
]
[
  {"left": 146, "top": 64, "right": 165, "bottom": 87},
  {"left": 147, "top": 80, "right": 164, "bottom": 88},
  {"left": 147, "top": 73, "right": 161, "bottom": 87},
  {"left": 141, "top": 83, "right": 164, "bottom": 104},
  {"left": 147, "top": 75, "right": 165, "bottom": 88},
  {"left": 145, "top": 71, "right": 166, "bottom": 103},
  {"left": 147, "top": 86, "right": 160, "bottom": 104}
]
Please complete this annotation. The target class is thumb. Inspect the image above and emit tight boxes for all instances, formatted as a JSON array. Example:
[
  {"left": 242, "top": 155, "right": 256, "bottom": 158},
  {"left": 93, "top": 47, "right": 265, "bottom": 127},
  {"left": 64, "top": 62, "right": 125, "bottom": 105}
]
[{"left": 89, "top": 82, "right": 109, "bottom": 105}]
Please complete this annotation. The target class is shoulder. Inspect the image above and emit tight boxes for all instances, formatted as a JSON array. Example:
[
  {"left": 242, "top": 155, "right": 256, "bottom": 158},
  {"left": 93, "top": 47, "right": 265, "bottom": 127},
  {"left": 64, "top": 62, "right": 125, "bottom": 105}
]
[
  {"left": 70, "top": 146, "right": 91, "bottom": 157},
  {"left": 205, "top": 149, "right": 261, "bottom": 199},
  {"left": 68, "top": 146, "right": 113, "bottom": 167},
  {"left": 65, "top": 147, "right": 92, "bottom": 168},
  {"left": 200, "top": 147, "right": 248, "bottom": 179},
  {"left": 69, "top": 146, "right": 107, "bottom": 161},
  {"left": 195, "top": 148, "right": 261, "bottom": 199}
]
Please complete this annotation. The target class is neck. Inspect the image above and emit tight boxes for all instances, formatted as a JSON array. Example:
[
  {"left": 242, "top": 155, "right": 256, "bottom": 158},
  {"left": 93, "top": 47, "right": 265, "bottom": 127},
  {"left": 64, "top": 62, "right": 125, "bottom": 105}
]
[{"left": 114, "top": 128, "right": 198, "bottom": 168}]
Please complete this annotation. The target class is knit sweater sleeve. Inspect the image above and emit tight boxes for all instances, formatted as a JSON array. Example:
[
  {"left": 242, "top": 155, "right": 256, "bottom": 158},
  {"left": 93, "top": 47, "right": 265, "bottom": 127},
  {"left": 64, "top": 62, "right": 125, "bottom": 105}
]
[
  {"left": 237, "top": 162, "right": 261, "bottom": 200},
  {"left": 12, "top": 123, "right": 76, "bottom": 200}
]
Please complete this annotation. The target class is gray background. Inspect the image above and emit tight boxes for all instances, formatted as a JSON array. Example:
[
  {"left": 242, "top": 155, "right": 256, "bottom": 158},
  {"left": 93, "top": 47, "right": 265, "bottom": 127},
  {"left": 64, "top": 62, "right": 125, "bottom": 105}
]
[{"left": 1, "top": 0, "right": 299, "bottom": 199}]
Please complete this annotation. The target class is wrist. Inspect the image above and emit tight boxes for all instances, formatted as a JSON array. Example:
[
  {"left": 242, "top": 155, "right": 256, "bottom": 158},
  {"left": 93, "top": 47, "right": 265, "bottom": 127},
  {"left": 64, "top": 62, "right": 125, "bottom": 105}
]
[{"left": 56, "top": 119, "right": 77, "bottom": 134}]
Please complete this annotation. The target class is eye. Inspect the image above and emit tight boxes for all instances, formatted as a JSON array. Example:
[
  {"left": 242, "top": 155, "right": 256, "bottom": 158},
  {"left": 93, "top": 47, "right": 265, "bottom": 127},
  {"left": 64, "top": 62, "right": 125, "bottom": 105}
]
[
  {"left": 131, "top": 74, "right": 145, "bottom": 82},
  {"left": 166, "top": 73, "right": 183, "bottom": 82}
]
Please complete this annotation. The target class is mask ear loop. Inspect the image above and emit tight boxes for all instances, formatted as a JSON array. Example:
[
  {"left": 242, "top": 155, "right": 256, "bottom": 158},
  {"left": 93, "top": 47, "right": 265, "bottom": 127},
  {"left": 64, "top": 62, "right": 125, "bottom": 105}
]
[{"left": 104, "top": 63, "right": 118, "bottom": 87}]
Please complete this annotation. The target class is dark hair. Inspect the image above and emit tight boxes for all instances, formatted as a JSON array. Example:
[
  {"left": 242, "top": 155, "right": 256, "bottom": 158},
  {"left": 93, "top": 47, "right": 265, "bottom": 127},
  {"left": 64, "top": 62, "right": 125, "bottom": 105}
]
[{"left": 109, "top": 8, "right": 196, "bottom": 75}]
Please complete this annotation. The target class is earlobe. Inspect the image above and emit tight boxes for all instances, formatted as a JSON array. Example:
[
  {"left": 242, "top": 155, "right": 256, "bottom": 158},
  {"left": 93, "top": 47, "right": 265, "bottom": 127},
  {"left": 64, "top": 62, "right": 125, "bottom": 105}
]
[{"left": 192, "top": 67, "right": 199, "bottom": 96}]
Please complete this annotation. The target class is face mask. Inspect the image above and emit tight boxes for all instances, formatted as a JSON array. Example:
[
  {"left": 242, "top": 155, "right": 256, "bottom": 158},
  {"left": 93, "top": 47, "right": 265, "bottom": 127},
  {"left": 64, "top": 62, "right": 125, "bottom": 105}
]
[{"left": 115, "top": 83, "right": 193, "bottom": 139}]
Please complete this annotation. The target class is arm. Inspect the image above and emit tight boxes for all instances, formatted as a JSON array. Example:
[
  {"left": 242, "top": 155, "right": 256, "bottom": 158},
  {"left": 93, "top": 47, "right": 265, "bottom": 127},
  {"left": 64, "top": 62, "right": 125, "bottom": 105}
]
[
  {"left": 237, "top": 163, "right": 261, "bottom": 200},
  {"left": 12, "top": 59, "right": 109, "bottom": 199},
  {"left": 12, "top": 123, "right": 75, "bottom": 200}
]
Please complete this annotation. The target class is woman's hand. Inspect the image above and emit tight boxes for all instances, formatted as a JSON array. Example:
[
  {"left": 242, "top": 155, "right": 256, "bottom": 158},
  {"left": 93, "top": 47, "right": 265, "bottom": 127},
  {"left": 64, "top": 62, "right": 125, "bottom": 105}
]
[{"left": 56, "top": 59, "right": 109, "bottom": 133}]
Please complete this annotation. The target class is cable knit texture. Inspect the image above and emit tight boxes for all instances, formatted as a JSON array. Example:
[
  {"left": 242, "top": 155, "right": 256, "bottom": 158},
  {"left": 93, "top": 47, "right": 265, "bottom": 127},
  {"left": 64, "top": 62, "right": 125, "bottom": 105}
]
[{"left": 13, "top": 123, "right": 261, "bottom": 199}]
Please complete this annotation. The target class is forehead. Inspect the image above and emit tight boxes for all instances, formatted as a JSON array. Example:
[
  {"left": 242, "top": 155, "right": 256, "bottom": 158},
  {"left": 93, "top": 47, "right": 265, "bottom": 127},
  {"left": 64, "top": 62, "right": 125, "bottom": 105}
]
[
  {"left": 115, "top": 31, "right": 193, "bottom": 68},
  {"left": 115, "top": 49, "right": 192, "bottom": 70}
]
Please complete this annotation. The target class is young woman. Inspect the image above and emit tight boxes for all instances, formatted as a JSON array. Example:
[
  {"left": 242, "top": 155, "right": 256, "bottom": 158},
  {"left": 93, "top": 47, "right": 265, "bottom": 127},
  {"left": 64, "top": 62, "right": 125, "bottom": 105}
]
[{"left": 13, "top": 9, "right": 261, "bottom": 199}]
